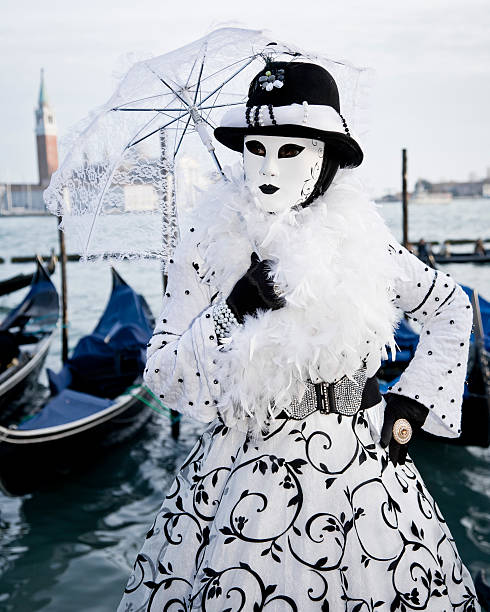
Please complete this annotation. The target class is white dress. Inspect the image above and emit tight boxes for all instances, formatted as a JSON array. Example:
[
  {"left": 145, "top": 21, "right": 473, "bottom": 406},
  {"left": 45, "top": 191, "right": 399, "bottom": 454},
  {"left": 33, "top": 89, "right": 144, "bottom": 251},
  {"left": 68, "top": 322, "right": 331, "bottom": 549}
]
[{"left": 118, "top": 180, "right": 479, "bottom": 612}]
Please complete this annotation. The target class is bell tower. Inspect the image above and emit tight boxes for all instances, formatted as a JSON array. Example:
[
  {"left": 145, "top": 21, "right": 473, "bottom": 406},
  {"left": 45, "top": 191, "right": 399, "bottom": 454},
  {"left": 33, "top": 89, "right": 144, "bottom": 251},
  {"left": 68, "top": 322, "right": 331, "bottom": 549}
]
[{"left": 35, "top": 68, "right": 58, "bottom": 186}]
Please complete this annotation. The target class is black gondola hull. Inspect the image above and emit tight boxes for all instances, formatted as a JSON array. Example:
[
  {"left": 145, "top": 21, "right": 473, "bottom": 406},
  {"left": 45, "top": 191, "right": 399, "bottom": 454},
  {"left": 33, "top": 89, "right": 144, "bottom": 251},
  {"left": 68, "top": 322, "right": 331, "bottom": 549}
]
[
  {"left": 0, "top": 335, "right": 53, "bottom": 422},
  {"left": 0, "top": 389, "right": 153, "bottom": 496}
]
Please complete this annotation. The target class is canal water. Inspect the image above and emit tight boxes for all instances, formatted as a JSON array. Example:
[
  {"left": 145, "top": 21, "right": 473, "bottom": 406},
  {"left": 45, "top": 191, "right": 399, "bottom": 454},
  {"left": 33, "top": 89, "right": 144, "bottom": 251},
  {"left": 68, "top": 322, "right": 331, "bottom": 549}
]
[{"left": 0, "top": 199, "right": 489, "bottom": 611}]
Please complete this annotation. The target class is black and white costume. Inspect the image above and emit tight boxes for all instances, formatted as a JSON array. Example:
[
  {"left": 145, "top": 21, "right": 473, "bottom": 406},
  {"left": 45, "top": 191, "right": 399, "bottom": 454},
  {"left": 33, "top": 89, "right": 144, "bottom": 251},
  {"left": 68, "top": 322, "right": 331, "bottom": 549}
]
[{"left": 118, "top": 60, "right": 479, "bottom": 611}]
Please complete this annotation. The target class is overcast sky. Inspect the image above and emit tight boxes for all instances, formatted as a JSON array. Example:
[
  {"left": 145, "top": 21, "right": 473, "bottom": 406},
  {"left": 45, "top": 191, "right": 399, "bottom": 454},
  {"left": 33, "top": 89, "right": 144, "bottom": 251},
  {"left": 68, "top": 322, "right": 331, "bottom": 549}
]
[{"left": 1, "top": 0, "right": 489, "bottom": 195}]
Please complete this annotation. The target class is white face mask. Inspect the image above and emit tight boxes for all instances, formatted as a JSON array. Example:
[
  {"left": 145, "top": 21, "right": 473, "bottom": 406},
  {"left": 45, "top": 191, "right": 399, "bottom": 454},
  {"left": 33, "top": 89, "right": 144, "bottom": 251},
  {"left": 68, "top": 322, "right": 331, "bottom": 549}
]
[{"left": 243, "top": 135, "right": 324, "bottom": 213}]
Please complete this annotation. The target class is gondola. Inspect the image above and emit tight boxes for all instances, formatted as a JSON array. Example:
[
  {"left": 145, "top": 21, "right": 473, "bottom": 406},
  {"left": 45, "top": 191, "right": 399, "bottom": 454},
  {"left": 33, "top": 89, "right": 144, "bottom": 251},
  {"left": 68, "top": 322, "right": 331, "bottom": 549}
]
[
  {"left": 378, "top": 286, "right": 490, "bottom": 447},
  {"left": 433, "top": 253, "right": 490, "bottom": 265},
  {"left": 0, "top": 268, "right": 155, "bottom": 496},
  {"left": 0, "top": 252, "right": 57, "bottom": 297},
  {"left": 0, "top": 256, "right": 59, "bottom": 420}
]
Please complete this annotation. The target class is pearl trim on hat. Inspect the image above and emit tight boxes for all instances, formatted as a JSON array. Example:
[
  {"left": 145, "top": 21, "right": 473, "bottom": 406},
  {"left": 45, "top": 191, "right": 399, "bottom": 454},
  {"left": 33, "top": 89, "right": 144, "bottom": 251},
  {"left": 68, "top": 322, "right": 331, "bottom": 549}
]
[{"left": 220, "top": 103, "right": 348, "bottom": 136}]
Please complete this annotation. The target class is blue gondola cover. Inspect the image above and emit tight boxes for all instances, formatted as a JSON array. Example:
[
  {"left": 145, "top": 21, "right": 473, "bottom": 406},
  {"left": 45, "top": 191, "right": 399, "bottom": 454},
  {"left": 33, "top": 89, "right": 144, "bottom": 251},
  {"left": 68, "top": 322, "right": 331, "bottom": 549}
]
[
  {"left": 462, "top": 285, "right": 489, "bottom": 350},
  {"left": 47, "top": 270, "right": 153, "bottom": 399},
  {"left": 17, "top": 389, "right": 112, "bottom": 430}
]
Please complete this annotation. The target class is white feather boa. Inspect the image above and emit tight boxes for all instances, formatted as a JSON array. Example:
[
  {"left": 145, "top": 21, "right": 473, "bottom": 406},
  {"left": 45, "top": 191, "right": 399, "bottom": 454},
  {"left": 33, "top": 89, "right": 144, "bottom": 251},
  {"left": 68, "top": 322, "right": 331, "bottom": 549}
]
[{"left": 193, "top": 169, "right": 402, "bottom": 438}]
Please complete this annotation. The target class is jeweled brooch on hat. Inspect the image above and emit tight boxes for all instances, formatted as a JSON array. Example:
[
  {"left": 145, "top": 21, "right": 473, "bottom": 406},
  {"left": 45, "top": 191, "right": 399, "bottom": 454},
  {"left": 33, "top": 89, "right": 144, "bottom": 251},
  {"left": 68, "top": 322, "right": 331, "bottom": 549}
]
[{"left": 258, "top": 69, "right": 284, "bottom": 91}]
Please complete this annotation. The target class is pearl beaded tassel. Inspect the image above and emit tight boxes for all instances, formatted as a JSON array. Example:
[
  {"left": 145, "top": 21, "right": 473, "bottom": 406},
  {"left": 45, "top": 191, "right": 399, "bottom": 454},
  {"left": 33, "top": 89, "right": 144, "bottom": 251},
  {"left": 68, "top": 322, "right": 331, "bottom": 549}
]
[
  {"left": 302, "top": 101, "right": 309, "bottom": 125},
  {"left": 212, "top": 299, "right": 241, "bottom": 342}
]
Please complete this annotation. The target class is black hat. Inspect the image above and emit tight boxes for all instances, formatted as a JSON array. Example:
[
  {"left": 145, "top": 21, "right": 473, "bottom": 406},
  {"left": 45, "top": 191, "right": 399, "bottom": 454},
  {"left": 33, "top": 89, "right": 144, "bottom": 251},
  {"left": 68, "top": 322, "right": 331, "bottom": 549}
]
[{"left": 214, "top": 61, "right": 363, "bottom": 168}]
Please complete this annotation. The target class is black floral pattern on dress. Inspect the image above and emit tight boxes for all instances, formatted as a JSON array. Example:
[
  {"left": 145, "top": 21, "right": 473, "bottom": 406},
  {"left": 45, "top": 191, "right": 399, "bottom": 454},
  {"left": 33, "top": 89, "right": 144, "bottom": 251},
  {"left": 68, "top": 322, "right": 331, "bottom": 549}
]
[{"left": 118, "top": 409, "right": 479, "bottom": 611}]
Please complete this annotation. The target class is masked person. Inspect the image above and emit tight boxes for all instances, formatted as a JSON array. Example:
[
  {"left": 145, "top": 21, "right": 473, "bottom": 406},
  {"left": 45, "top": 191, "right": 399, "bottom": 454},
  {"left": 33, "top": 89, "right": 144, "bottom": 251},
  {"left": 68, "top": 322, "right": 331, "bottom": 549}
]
[{"left": 118, "top": 61, "right": 479, "bottom": 611}]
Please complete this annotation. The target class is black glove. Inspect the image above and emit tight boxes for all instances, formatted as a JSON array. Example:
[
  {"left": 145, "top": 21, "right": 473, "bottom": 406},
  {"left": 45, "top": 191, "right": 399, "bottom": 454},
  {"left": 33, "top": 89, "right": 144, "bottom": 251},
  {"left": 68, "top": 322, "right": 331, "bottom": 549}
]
[
  {"left": 380, "top": 394, "right": 429, "bottom": 466},
  {"left": 226, "top": 252, "right": 286, "bottom": 324}
]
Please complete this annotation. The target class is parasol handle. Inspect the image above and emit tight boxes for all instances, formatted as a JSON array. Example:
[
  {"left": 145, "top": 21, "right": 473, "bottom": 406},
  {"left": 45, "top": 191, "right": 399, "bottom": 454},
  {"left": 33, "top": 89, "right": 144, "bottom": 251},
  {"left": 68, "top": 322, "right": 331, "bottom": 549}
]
[
  {"left": 190, "top": 108, "right": 214, "bottom": 152},
  {"left": 187, "top": 104, "right": 226, "bottom": 179}
]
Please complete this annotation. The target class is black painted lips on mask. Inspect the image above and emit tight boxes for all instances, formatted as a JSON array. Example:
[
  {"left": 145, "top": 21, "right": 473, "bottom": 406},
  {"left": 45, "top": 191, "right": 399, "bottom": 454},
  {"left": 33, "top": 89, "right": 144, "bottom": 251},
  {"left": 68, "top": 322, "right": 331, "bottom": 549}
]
[{"left": 259, "top": 184, "right": 279, "bottom": 194}]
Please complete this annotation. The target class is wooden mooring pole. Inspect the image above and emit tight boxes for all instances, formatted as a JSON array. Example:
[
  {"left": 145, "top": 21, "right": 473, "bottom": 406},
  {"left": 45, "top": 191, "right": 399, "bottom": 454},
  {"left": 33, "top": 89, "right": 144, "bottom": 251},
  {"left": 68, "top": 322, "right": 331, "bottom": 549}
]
[{"left": 402, "top": 148, "right": 408, "bottom": 248}]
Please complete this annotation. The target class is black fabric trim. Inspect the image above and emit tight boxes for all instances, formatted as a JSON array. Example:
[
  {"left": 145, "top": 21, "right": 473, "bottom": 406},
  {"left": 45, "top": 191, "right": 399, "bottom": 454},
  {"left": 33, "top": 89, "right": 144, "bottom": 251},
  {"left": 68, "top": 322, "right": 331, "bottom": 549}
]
[
  {"left": 214, "top": 125, "right": 363, "bottom": 168},
  {"left": 405, "top": 270, "right": 438, "bottom": 315},
  {"left": 152, "top": 330, "right": 181, "bottom": 338},
  {"left": 435, "top": 286, "right": 456, "bottom": 312},
  {"left": 361, "top": 376, "right": 382, "bottom": 410}
]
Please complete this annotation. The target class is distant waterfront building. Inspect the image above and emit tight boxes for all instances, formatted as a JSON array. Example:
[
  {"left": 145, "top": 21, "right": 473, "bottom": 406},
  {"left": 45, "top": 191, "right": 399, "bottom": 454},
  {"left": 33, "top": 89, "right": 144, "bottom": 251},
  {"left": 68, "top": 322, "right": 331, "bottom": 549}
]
[
  {"left": 411, "top": 180, "right": 453, "bottom": 204},
  {"left": 413, "top": 177, "right": 488, "bottom": 201},
  {"left": 483, "top": 179, "right": 490, "bottom": 199},
  {"left": 0, "top": 69, "right": 58, "bottom": 214}
]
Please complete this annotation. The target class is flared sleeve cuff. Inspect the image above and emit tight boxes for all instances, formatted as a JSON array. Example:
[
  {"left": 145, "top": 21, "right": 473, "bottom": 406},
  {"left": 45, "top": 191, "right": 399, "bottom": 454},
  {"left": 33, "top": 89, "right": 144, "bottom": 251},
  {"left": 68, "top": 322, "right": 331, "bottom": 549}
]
[
  {"left": 387, "top": 243, "right": 473, "bottom": 438},
  {"left": 144, "top": 305, "right": 222, "bottom": 423}
]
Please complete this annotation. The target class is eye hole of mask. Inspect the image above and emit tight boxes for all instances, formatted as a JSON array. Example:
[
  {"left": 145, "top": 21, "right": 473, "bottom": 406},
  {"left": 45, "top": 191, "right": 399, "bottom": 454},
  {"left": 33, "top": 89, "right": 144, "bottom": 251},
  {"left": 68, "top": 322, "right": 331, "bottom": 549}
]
[
  {"left": 278, "top": 144, "right": 305, "bottom": 159},
  {"left": 245, "top": 140, "right": 266, "bottom": 156}
]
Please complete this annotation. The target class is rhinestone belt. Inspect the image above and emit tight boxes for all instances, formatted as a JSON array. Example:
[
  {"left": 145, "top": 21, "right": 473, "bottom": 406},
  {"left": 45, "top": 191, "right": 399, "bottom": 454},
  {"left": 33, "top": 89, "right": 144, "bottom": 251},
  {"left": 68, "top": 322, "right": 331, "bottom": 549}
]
[{"left": 283, "top": 366, "right": 369, "bottom": 420}]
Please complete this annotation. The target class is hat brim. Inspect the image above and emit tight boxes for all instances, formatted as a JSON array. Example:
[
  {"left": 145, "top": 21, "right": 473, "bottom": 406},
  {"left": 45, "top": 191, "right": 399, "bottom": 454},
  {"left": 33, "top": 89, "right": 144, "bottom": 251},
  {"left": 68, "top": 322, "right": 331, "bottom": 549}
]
[{"left": 214, "top": 125, "right": 363, "bottom": 168}]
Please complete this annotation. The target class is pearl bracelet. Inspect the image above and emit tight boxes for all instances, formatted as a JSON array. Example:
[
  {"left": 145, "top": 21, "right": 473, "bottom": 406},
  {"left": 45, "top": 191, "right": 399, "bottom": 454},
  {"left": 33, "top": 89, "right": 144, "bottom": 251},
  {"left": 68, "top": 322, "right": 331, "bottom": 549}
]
[{"left": 212, "top": 299, "right": 241, "bottom": 341}]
